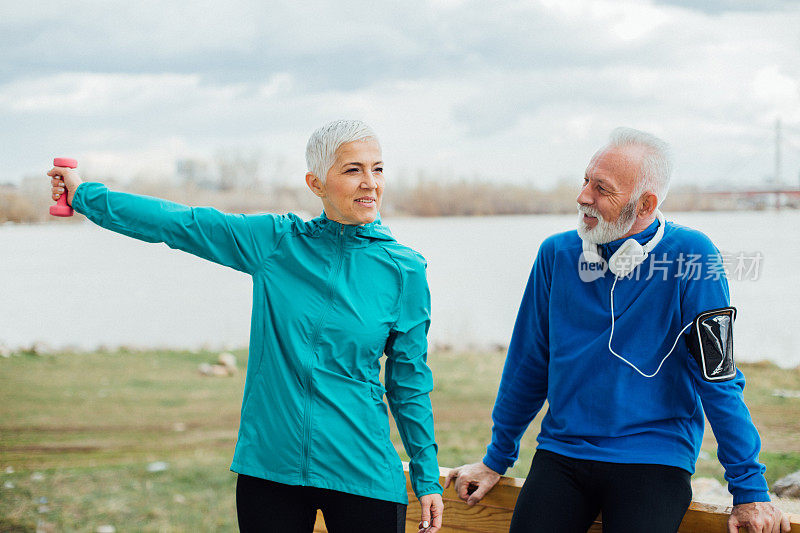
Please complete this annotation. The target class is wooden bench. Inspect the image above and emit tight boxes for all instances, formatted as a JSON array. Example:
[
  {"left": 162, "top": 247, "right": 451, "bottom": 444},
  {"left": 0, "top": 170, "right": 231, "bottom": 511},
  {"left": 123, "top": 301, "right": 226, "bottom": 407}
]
[{"left": 314, "top": 464, "right": 800, "bottom": 532}]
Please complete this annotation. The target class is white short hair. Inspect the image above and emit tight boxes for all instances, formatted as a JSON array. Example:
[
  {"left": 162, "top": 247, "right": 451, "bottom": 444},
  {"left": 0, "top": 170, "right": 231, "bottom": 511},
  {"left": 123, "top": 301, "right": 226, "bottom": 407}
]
[
  {"left": 305, "top": 120, "right": 378, "bottom": 183},
  {"left": 607, "top": 127, "right": 673, "bottom": 206}
]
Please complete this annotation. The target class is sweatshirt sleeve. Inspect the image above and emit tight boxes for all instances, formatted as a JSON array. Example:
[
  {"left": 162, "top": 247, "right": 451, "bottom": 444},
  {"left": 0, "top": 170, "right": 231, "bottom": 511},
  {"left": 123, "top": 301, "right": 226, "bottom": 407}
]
[
  {"left": 72, "top": 182, "right": 289, "bottom": 275},
  {"left": 482, "top": 237, "right": 553, "bottom": 474},
  {"left": 383, "top": 255, "right": 442, "bottom": 499},
  {"left": 681, "top": 234, "right": 770, "bottom": 505}
]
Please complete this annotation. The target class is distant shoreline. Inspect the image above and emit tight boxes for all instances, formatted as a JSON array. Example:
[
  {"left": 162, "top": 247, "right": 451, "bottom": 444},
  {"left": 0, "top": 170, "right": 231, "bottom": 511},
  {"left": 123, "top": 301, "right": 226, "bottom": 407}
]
[{"left": 3, "top": 180, "right": 798, "bottom": 224}]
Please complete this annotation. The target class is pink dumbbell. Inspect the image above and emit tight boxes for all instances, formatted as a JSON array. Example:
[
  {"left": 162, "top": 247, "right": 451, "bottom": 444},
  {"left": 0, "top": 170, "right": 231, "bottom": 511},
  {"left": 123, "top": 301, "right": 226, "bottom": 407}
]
[{"left": 50, "top": 157, "right": 77, "bottom": 217}]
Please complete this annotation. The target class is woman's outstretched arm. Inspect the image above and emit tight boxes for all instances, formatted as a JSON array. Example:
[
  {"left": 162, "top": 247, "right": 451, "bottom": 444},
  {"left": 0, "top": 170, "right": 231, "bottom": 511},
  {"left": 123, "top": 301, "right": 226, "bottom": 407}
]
[{"left": 49, "top": 165, "right": 287, "bottom": 274}]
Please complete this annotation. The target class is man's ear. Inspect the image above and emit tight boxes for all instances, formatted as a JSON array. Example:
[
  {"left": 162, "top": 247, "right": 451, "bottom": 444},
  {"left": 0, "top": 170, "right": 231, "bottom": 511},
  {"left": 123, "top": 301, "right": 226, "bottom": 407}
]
[
  {"left": 306, "top": 172, "right": 325, "bottom": 198},
  {"left": 638, "top": 192, "right": 658, "bottom": 218}
]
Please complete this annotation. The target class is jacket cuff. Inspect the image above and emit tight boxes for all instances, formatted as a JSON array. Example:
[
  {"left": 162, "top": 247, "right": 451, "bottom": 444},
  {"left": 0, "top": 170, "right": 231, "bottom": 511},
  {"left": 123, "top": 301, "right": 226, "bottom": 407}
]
[
  {"left": 414, "top": 482, "right": 443, "bottom": 498},
  {"left": 71, "top": 181, "right": 100, "bottom": 216},
  {"left": 482, "top": 451, "right": 509, "bottom": 476},
  {"left": 732, "top": 491, "right": 771, "bottom": 506},
  {"left": 70, "top": 181, "right": 91, "bottom": 214}
]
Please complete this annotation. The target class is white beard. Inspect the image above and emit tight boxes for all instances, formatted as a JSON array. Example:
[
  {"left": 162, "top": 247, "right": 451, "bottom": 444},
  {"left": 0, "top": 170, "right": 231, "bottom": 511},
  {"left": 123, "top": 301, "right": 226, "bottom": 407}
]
[{"left": 577, "top": 200, "right": 638, "bottom": 245}]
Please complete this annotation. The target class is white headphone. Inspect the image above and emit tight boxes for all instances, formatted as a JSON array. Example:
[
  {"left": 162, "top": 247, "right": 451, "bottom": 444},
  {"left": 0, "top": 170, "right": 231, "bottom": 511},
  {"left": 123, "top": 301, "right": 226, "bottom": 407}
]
[
  {"left": 582, "top": 210, "right": 666, "bottom": 277},
  {"left": 581, "top": 210, "right": 692, "bottom": 378}
]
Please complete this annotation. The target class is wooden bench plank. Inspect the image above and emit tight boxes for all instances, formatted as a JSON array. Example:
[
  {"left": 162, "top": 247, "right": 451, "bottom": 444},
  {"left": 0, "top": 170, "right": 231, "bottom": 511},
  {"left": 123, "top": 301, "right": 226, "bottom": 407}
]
[{"left": 312, "top": 464, "right": 800, "bottom": 532}]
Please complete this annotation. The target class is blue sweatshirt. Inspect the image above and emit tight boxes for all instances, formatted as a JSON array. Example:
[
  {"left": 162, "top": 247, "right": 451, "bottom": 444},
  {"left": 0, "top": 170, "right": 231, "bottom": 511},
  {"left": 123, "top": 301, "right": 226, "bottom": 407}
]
[{"left": 483, "top": 218, "right": 770, "bottom": 505}]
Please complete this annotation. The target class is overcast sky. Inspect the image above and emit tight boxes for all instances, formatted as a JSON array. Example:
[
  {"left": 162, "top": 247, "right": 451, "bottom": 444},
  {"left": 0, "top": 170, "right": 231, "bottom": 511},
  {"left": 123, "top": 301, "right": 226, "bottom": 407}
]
[{"left": 2, "top": 0, "right": 799, "bottom": 191}]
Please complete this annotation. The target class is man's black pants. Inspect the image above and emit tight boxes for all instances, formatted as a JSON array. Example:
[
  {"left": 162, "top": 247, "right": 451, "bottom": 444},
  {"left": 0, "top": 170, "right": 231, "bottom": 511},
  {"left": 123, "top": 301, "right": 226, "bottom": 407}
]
[{"left": 509, "top": 449, "right": 692, "bottom": 533}]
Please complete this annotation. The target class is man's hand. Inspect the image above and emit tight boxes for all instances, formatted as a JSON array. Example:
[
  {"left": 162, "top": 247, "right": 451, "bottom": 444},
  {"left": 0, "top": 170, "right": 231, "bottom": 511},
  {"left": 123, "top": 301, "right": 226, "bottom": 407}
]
[
  {"left": 417, "top": 493, "right": 443, "bottom": 533},
  {"left": 444, "top": 462, "right": 501, "bottom": 506},
  {"left": 728, "top": 501, "right": 791, "bottom": 533}
]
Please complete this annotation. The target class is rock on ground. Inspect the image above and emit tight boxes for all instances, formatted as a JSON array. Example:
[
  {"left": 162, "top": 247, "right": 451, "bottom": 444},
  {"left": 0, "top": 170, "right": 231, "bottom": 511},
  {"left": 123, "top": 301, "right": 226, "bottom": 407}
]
[
  {"left": 691, "top": 477, "right": 732, "bottom": 506},
  {"left": 217, "top": 352, "right": 237, "bottom": 369},
  {"left": 773, "top": 471, "right": 800, "bottom": 499},
  {"left": 692, "top": 476, "right": 800, "bottom": 514},
  {"left": 198, "top": 352, "right": 238, "bottom": 377}
]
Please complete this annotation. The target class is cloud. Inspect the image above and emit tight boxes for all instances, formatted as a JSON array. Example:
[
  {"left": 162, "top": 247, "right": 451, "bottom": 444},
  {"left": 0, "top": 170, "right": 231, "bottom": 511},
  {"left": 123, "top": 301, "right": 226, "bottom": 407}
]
[
  {"left": 1, "top": 0, "right": 799, "bottom": 189},
  {"left": 651, "top": 0, "right": 797, "bottom": 14}
]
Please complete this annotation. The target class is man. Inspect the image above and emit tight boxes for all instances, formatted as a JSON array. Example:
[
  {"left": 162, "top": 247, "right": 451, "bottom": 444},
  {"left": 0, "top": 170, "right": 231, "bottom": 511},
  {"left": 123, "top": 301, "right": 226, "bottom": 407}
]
[{"left": 446, "top": 128, "right": 789, "bottom": 533}]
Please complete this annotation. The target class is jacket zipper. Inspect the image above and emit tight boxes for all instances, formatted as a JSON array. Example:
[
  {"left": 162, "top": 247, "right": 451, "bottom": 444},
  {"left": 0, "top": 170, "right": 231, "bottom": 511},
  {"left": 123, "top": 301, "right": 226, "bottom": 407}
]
[{"left": 301, "top": 225, "right": 346, "bottom": 483}]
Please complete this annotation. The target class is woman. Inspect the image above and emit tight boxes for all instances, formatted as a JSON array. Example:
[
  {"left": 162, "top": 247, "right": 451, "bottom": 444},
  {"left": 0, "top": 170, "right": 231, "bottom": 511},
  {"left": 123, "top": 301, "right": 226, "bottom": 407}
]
[{"left": 49, "top": 120, "right": 444, "bottom": 533}]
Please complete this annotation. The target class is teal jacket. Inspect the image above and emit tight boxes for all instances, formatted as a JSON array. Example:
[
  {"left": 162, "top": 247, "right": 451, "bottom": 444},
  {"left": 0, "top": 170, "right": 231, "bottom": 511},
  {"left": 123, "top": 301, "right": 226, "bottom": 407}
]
[{"left": 73, "top": 182, "right": 443, "bottom": 503}]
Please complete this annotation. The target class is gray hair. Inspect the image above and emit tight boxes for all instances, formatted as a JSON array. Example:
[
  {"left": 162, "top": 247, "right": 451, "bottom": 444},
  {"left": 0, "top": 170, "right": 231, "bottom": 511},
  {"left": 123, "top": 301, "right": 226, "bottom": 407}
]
[
  {"left": 305, "top": 120, "right": 379, "bottom": 183},
  {"left": 607, "top": 127, "right": 672, "bottom": 206}
]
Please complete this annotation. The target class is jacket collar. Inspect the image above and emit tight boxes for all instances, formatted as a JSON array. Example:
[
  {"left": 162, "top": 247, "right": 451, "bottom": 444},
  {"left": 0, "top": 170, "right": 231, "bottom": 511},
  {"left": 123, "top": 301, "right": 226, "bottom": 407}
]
[{"left": 304, "top": 211, "right": 396, "bottom": 242}]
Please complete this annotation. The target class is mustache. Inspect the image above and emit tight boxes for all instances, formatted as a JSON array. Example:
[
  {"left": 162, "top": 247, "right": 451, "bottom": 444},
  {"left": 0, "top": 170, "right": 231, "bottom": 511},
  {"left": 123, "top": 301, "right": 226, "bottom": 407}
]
[{"left": 577, "top": 205, "right": 601, "bottom": 219}]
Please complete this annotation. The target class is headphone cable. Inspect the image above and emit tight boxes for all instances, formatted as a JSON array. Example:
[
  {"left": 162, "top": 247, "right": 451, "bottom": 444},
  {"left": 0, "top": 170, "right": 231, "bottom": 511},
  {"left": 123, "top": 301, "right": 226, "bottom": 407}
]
[{"left": 608, "top": 275, "right": 693, "bottom": 378}]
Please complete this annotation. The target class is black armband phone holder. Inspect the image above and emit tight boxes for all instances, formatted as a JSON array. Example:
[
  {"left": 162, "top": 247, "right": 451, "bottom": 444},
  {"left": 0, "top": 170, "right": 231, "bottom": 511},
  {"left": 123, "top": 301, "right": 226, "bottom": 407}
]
[{"left": 687, "top": 307, "right": 737, "bottom": 382}]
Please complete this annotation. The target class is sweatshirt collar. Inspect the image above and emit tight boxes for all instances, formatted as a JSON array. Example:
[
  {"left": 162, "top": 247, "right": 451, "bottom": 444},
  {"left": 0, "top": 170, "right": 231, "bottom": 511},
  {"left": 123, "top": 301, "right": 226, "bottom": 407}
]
[{"left": 599, "top": 216, "right": 662, "bottom": 257}]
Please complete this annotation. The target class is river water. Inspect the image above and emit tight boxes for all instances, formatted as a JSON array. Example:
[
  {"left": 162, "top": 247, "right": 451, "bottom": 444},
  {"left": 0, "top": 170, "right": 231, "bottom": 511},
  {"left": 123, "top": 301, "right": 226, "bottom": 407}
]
[{"left": 1, "top": 210, "right": 798, "bottom": 366}]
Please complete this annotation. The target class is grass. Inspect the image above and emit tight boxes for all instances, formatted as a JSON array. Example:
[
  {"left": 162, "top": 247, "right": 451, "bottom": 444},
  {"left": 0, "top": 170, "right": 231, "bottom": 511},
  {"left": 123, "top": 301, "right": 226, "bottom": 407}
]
[{"left": 2, "top": 349, "right": 800, "bottom": 531}]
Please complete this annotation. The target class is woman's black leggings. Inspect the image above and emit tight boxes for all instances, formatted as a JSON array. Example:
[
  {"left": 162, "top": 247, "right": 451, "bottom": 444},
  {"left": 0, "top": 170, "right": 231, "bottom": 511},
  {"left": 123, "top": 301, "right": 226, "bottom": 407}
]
[
  {"left": 509, "top": 449, "right": 693, "bottom": 533},
  {"left": 236, "top": 474, "right": 407, "bottom": 533}
]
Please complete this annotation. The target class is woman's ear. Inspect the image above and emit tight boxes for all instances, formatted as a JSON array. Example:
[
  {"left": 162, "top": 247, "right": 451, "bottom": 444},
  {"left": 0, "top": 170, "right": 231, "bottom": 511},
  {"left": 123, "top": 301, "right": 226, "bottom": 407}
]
[{"left": 306, "top": 172, "right": 325, "bottom": 198}]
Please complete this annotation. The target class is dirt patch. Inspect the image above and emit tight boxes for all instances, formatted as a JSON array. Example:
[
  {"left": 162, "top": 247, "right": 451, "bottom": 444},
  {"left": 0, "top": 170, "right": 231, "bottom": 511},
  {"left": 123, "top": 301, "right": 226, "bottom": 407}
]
[
  {"left": 0, "top": 423, "right": 199, "bottom": 433},
  {"left": 1, "top": 444, "right": 102, "bottom": 453}
]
